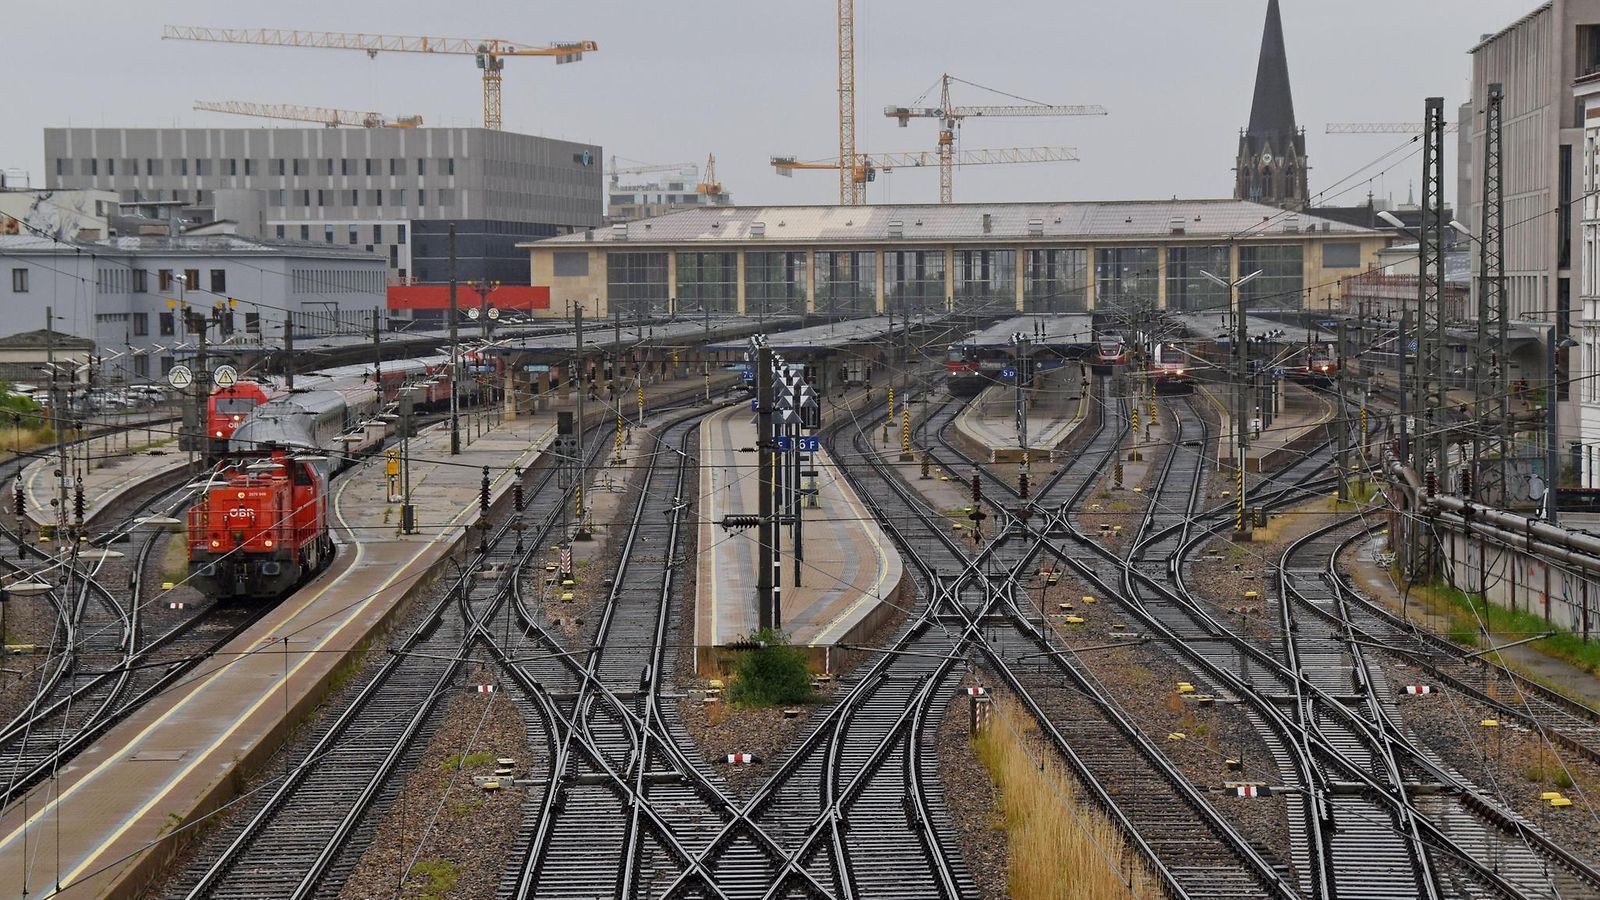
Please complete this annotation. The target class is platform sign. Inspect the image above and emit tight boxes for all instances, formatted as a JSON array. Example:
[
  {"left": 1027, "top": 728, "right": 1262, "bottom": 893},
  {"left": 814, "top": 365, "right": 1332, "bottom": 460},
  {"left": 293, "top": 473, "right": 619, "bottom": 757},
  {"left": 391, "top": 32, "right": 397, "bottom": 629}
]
[
  {"left": 1271, "top": 367, "right": 1286, "bottom": 379},
  {"left": 487, "top": 307, "right": 500, "bottom": 320},
  {"left": 213, "top": 364, "right": 238, "bottom": 388},
  {"left": 1000, "top": 367, "right": 1017, "bottom": 379},
  {"left": 467, "top": 307, "right": 481, "bottom": 320},
  {"left": 775, "top": 435, "right": 791, "bottom": 452},
  {"left": 796, "top": 435, "right": 820, "bottom": 453},
  {"left": 166, "top": 365, "right": 193, "bottom": 389},
  {"left": 741, "top": 370, "right": 756, "bottom": 383}
]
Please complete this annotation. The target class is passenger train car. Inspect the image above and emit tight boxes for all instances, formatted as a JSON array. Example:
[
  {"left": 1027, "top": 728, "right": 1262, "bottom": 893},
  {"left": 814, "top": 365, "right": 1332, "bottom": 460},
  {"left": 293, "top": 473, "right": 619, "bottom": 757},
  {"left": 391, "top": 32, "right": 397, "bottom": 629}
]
[
  {"left": 189, "top": 351, "right": 502, "bottom": 601},
  {"left": 1090, "top": 335, "right": 1128, "bottom": 374},
  {"left": 1147, "top": 341, "right": 1197, "bottom": 394},
  {"left": 206, "top": 381, "right": 283, "bottom": 458}
]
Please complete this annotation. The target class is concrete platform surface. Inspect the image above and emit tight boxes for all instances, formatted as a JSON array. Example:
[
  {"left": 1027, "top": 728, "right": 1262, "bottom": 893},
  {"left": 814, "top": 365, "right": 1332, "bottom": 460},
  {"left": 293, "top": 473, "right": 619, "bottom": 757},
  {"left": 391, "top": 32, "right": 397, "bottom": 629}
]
[
  {"left": 954, "top": 373, "right": 1086, "bottom": 462},
  {"left": 0, "top": 413, "right": 552, "bottom": 898},
  {"left": 23, "top": 423, "right": 188, "bottom": 530},
  {"left": 696, "top": 404, "right": 900, "bottom": 666},
  {"left": 1208, "top": 380, "right": 1334, "bottom": 473}
]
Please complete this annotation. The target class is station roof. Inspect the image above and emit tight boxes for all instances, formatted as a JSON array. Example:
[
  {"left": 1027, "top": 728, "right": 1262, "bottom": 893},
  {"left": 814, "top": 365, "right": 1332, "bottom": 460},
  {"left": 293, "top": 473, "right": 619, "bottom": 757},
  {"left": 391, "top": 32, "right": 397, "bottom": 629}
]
[
  {"left": 1168, "top": 311, "right": 1334, "bottom": 343},
  {"left": 965, "top": 314, "right": 1096, "bottom": 349},
  {"left": 528, "top": 200, "right": 1378, "bottom": 248},
  {"left": 494, "top": 315, "right": 796, "bottom": 356},
  {"left": 703, "top": 315, "right": 944, "bottom": 354}
]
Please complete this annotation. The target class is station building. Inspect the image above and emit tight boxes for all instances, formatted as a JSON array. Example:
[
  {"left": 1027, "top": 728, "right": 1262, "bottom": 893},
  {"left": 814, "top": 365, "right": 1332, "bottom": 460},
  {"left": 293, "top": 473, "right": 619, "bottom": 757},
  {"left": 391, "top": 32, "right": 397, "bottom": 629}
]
[{"left": 521, "top": 200, "right": 1388, "bottom": 321}]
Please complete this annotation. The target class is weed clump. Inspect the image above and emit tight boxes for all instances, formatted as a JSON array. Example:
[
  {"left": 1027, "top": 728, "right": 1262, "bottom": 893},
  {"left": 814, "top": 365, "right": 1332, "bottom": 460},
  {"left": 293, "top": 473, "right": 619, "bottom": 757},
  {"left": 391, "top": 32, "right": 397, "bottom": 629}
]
[{"left": 727, "top": 628, "right": 816, "bottom": 707}]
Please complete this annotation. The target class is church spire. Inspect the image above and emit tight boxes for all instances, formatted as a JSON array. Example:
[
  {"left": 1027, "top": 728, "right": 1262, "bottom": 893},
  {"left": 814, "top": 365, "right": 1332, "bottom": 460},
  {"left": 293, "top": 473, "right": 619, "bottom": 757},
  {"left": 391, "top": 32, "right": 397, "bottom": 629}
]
[
  {"left": 1234, "top": 0, "right": 1309, "bottom": 210},
  {"left": 1247, "top": 0, "right": 1297, "bottom": 140}
]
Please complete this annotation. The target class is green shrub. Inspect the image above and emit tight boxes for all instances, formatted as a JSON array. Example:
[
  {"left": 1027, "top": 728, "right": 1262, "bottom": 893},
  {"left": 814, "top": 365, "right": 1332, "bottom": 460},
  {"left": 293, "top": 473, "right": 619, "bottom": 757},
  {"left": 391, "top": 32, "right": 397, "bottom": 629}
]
[{"left": 727, "top": 628, "right": 816, "bottom": 707}]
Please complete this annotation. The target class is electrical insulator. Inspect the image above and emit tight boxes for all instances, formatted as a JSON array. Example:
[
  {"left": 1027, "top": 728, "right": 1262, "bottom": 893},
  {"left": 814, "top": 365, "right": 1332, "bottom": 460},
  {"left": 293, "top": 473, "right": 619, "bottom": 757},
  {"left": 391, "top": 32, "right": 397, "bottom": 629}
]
[
  {"left": 1019, "top": 471, "right": 1029, "bottom": 500},
  {"left": 480, "top": 466, "right": 491, "bottom": 518},
  {"left": 968, "top": 472, "right": 986, "bottom": 523},
  {"left": 1425, "top": 466, "right": 1438, "bottom": 498},
  {"left": 13, "top": 478, "right": 22, "bottom": 517},
  {"left": 513, "top": 479, "right": 524, "bottom": 513},
  {"left": 1459, "top": 470, "right": 1473, "bottom": 497},
  {"left": 73, "top": 479, "right": 85, "bottom": 524}
]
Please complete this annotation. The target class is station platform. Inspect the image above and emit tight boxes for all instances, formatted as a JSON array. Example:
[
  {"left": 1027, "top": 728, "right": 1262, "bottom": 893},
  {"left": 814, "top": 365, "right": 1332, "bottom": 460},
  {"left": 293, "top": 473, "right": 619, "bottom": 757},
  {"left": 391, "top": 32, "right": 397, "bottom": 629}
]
[
  {"left": 0, "top": 410, "right": 556, "bottom": 897},
  {"left": 1206, "top": 380, "right": 1335, "bottom": 473},
  {"left": 21, "top": 421, "right": 188, "bottom": 531},
  {"left": 953, "top": 370, "right": 1087, "bottom": 462},
  {"left": 695, "top": 403, "right": 903, "bottom": 673}
]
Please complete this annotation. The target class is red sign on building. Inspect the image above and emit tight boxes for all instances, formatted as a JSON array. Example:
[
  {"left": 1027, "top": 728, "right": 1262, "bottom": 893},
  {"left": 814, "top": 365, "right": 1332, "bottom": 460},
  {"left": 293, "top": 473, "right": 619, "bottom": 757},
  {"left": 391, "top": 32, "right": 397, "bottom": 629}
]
[{"left": 387, "top": 284, "right": 550, "bottom": 312}]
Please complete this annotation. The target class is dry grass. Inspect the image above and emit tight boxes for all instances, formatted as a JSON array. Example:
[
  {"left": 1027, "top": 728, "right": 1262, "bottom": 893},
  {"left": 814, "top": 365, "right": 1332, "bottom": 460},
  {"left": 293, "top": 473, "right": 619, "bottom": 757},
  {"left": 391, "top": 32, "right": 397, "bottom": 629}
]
[{"left": 975, "top": 698, "right": 1163, "bottom": 900}]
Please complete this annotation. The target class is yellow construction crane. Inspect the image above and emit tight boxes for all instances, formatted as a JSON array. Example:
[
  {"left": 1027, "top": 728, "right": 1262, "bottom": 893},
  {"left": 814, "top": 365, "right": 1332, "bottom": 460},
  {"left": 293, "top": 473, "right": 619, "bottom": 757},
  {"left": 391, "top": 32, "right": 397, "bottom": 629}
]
[
  {"left": 194, "top": 100, "right": 422, "bottom": 129},
  {"left": 608, "top": 157, "right": 697, "bottom": 187},
  {"left": 885, "top": 74, "right": 1105, "bottom": 203},
  {"left": 1325, "top": 122, "right": 1460, "bottom": 134},
  {"left": 772, "top": 146, "right": 1078, "bottom": 179},
  {"left": 697, "top": 154, "right": 721, "bottom": 196},
  {"left": 163, "top": 26, "right": 597, "bottom": 131}
]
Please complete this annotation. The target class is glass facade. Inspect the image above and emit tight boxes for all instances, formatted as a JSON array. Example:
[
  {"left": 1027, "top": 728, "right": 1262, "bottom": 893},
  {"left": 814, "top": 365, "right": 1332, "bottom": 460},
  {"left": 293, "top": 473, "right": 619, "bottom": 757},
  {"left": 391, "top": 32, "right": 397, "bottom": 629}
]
[
  {"left": 1239, "top": 244, "right": 1304, "bottom": 309},
  {"left": 1094, "top": 247, "right": 1160, "bottom": 313},
  {"left": 883, "top": 250, "right": 946, "bottom": 312},
  {"left": 744, "top": 251, "right": 808, "bottom": 316},
  {"left": 814, "top": 251, "right": 876, "bottom": 316},
  {"left": 1023, "top": 249, "right": 1088, "bottom": 312},
  {"left": 1166, "top": 246, "right": 1232, "bottom": 311},
  {"left": 954, "top": 250, "right": 1016, "bottom": 313},
  {"left": 606, "top": 252, "right": 670, "bottom": 317},
  {"left": 676, "top": 251, "right": 738, "bottom": 313}
]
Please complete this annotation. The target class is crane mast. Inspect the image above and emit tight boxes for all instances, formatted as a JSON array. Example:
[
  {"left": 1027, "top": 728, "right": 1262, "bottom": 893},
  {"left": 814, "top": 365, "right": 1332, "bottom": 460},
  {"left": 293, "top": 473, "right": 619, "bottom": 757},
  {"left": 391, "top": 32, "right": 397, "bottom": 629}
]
[{"left": 838, "top": 0, "right": 864, "bottom": 205}]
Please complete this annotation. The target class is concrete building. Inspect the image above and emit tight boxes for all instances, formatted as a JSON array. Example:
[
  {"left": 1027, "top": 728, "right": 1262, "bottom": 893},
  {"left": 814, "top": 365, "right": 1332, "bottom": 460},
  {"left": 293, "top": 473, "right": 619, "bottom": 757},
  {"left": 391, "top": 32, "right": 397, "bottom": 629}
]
[
  {"left": 0, "top": 233, "right": 386, "bottom": 383},
  {"left": 0, "top": 187, "right": 117, "bottom": 241},
  {"left": 608, "top": 163, "right": 730, "bottom": 222},
  {"left": 1573, "top": 73, "right": 1600, "bottom": 486},
  {"left": 520, "top": 200, "right": 1387, "bottom": 321},
  {"left": 43, "top": 127, "right": 603, "bottom": 285}
]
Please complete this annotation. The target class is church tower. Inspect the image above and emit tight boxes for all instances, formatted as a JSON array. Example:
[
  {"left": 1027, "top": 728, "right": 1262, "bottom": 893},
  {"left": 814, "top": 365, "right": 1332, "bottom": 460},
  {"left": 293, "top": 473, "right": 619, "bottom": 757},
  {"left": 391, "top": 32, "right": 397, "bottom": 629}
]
[{"left": 1234, "top": 0, "right": 1309, "bottom": 209}]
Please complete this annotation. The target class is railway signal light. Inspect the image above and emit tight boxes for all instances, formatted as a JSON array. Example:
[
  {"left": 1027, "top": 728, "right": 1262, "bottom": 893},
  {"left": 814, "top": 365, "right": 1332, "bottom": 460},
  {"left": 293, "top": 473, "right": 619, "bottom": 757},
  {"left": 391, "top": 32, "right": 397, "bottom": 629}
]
[
  {"left": 13, "top": 477, "right": 22, "bottom": 517},
  {"left": 1019, "top": 471, "right": 1029, "bottom": 500}
]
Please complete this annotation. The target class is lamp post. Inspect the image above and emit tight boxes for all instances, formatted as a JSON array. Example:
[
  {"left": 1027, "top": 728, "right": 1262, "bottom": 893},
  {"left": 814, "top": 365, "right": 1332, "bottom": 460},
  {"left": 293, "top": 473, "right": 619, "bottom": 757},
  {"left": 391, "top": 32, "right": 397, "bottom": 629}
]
[
  {"left": 1545, "top": 326, "right": 1580, "bottom": 523},
  {"left": 1200, "top": 268, "right": 1263, "bottom": 534}
]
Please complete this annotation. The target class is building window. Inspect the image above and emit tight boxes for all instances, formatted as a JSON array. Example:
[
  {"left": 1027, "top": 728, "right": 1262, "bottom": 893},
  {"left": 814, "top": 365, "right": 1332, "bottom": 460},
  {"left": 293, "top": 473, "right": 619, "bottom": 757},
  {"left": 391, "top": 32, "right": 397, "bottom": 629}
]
[
  {"left": 10, "top": 268, "right": 27, "bottom": 293},
  {"left": 292, "top": 159, "right": 304, "bottom": 176},
  {"left": 606, "top": 252, "right": 671, "bottom": 315},
  {"left": 1023, "top": 249, "right": 1088, "bottom": 312},
  {"left": 244, "top": 158, "right": 255, "bottom": 176},
  {"left": 106, "top": 158, "right": 115, "bottom": 176},
  {"left": 390, "top": 158, "right": 400, "bottom": 176},
  {"left": 365, "top": 159, "right": 376, "bottom": 176},
  {"left": 89, "top": 158, "right": 98, "bottom": 176},
  {"left": 348, "top": 224, "right": 358, "bottom": 244},
  {"left": 815, "top": 251, "right": 875, "bottom": 315},
  {"left": 416, "top": 158, "right": 426, "bottom": 176},
  {"left": 417, "top": 189, "right": 426, "bottom": 207},
  {"left": 1238, "top": 244, "right": 1304, "bottom": 308},
  {"left": 227, "top": 158, "right": 237, "bottom": 176},
  {"left": 317, "top": 190, "right": 326, "bottom": 207},
  {"left": 324, "top": 224, "right": 334, "bottom": 244},
  {"left": 954, "top": 250, "right": 1015, "bottom": 312},
  {"left": 340, "top": 159, "right": 351, "bottom": 176},
  {"left": 446, "top": 158, "right": 455, "bottom": 176},
  {"left": 300, "top": 224, "right": 310, "bottom": 241},
  {"left": 397, "top": 224, "right": 407, "bottom": 244},
  {"left": 1322, "top": 242, "right": 1362, "bottom": 269},
  {"left": 1094, "top": 247, "right": 1160, "bottom": 310},
  {"left": 373, "top": 224, "right": 383, "bottom": 243},
  {"left": 184, "top": 269, "right": 199, "bottom": 290},
  {"left": 245, "top": 312, "right": 260, "bottom": 333},
  {"left": 438, "top": 189, "right": 454, "bottom": 207},
  {"left": 675, "top": 251, "right": 737, "bottom": 313},
  {"left": 133, "top": 355, "right": 149, "bottom": 378},
  {"left": 132, "top": 313, "right": 149, "bottom": 336},
  {"left": 274, "top": 158, "right": 286, "bottom": 176},
  {"left": 301, "top": 190, "right": 312, "bottom": 208},
  {"left": 553, "top": 251, "right": 588, "bottom": 277},
  {"left": 323, "top": 159, "right": 334, "bottom": 176},
  {"left": 275, "top": 225, "right": 285, "bottom": 240},
  {"left": 348, "top": 189, "right": 357, "bottom": 206},
  {"left": 158, "top": 269, "right": 173, "bottom": 291},
  {"left": 146, "top": 158, "right": 159, "bottom": 176},
  {"left": 132, "top": 269, "right": 147, "bottom": 293},
  {"left": 195, "top": 158, "right": 208, "bottom": 176},
  {"left": 883, "top": 250, "right": 946, "bottom": 312},
  {"left": 1166, "top": 246, "right": 1232, "bottom": 311},
  {"left": 371, "top": 189, "right": 383, "bottom": 206},
  {"left": 395, "top": 189, "right": 407, "bottom": 207},
  {"left": 210, "top": 269, "right": 226, "bottom": 292},
  {"left": 55, "top": 158, "right": 64, "bottom": 176},
  {"left": 745, "top": 251, "right": 808, "bottom": 316},
  {"left": 159, "top": 312, "right": 174, "bottom": 336}
]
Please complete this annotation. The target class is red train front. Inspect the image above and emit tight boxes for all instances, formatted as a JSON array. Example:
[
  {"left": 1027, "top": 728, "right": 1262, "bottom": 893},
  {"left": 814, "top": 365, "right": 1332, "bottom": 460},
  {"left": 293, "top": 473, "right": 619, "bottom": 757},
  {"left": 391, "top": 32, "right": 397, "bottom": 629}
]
[
  {"left": 207, "top": 382, "right": 282, "bottom": 458},
  {"left": 187, "top": 452, "right": 335, "bottom": 600}
]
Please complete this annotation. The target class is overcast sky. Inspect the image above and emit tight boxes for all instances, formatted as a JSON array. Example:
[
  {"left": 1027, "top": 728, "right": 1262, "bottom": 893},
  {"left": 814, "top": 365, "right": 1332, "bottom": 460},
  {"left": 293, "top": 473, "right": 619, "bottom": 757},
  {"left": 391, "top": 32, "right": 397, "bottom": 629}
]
[{"left": 1, "top": 1, "right": 1528, "bottom": 209}]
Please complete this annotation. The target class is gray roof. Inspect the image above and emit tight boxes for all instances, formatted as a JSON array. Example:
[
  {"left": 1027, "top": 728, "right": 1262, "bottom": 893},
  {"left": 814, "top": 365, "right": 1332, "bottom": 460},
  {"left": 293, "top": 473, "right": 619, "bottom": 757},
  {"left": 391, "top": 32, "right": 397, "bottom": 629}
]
[
  {"left": 0, "top": 232, "right": 380, "bottom": 261},
  {"left": 968, "top": 314, "right": 1096, "bottom": 348},
  {"left": 705, "top": 315, "right": 946, "bottom": 354},
  {"left": 533, "top": 200, "right": 1376, "bottom": 247}
]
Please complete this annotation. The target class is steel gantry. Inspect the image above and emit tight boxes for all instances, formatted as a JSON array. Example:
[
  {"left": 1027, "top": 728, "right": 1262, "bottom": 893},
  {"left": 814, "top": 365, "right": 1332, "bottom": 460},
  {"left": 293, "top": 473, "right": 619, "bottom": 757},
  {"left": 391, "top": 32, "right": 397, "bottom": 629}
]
[
  {"left": 1475, "top": 83, "right": 1509, "bottom": 507},
  {"left": 1412, "top": 96, "right": 1448, "bottom": 579}
]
